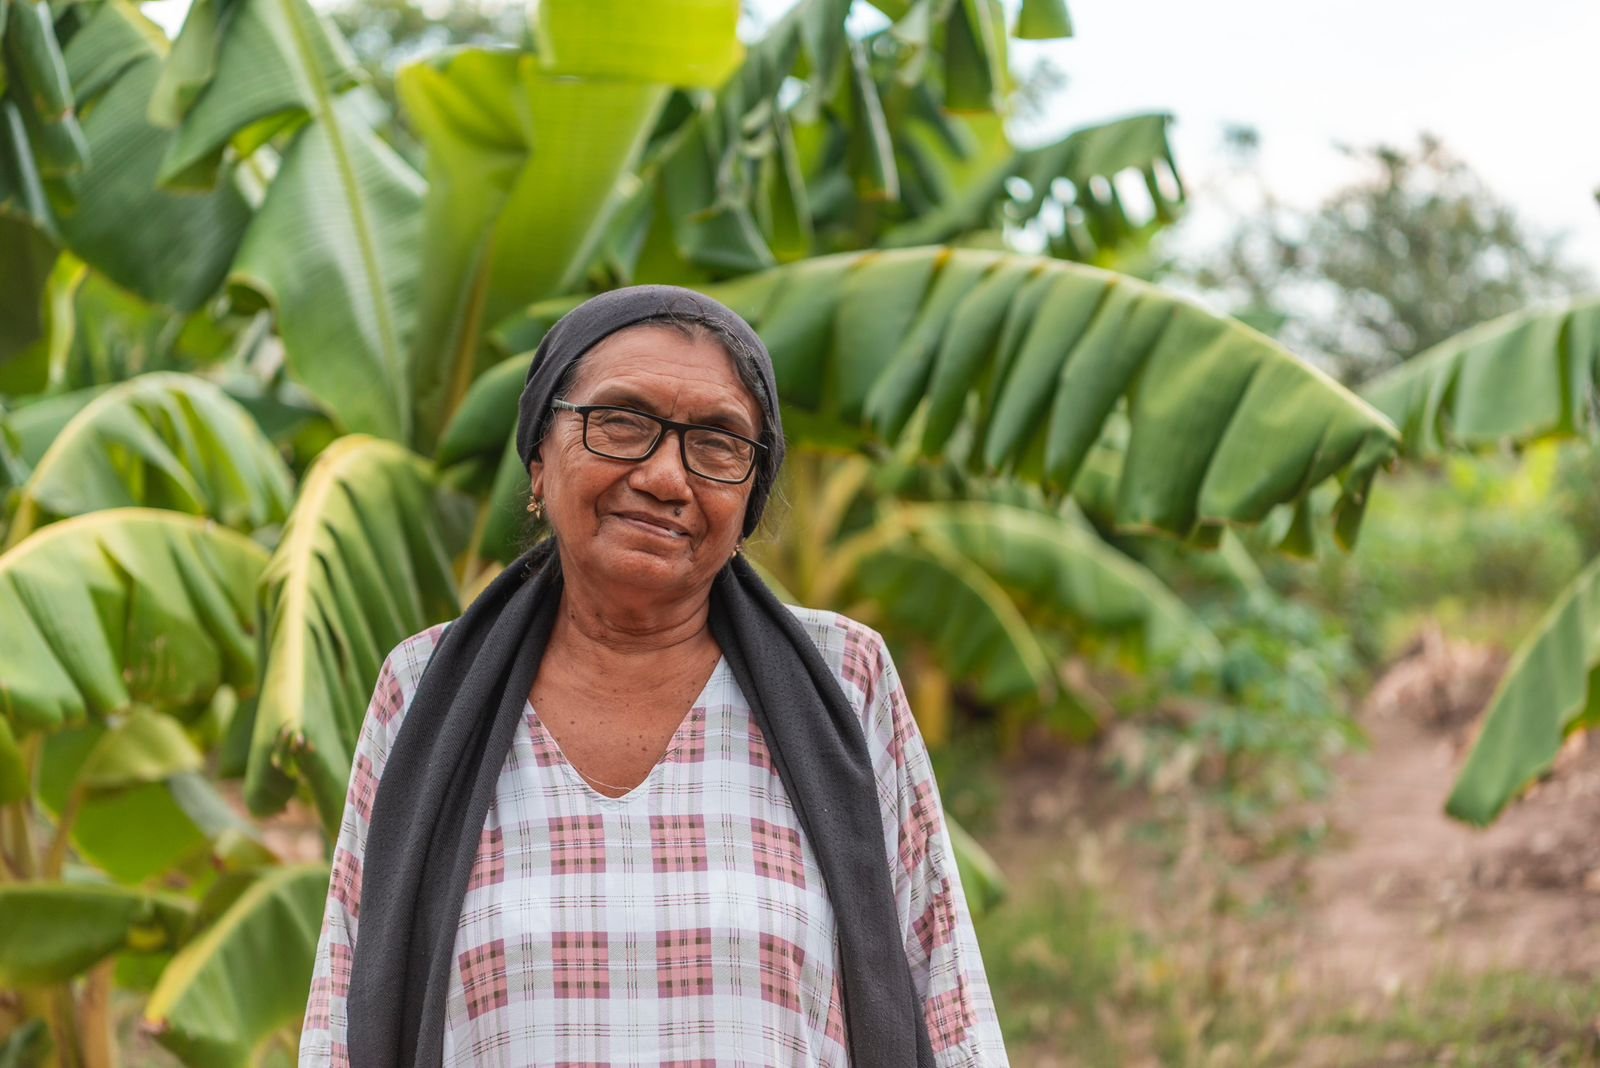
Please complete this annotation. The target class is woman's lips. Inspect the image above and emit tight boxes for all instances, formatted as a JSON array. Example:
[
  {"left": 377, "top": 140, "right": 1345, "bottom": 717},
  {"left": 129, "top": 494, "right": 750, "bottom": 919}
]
[{"left": 612, "top": 513, "right": 688, "bottom": 541}]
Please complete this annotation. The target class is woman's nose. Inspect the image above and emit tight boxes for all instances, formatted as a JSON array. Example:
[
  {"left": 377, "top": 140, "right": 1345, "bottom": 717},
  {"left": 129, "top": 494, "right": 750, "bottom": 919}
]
[{"left": 628, "top": 429, "right": 693, "bottom": 498}]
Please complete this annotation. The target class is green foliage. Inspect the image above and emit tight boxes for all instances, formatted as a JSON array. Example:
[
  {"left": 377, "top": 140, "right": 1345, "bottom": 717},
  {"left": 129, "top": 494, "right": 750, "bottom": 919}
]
[
  {"left": 143, "top": 866, "right": 330, "bottom": 1067},
  {"left": 0, "top": 885, "right": 193, "bottom": 986},
  {"left": 1555, "top": 442, "right": 1600, "bottom": 558},
  {"left": 1287, "top": 451, "right": 1587, "bottom": 665},
  {"left": 1111, "top": 587, "right": 1361, "bottom": 821}
]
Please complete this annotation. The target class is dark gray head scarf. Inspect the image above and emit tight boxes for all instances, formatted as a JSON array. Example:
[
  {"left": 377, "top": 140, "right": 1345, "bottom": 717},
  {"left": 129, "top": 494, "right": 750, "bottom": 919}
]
[{"left": 348, "top": 285, "right": 934, "bottom": 1066}]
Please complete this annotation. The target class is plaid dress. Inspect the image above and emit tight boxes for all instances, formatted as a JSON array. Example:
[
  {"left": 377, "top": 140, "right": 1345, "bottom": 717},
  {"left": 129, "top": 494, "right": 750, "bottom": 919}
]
[{"left": 300, "top": 607, "right": 1008, "bottom": 1067}]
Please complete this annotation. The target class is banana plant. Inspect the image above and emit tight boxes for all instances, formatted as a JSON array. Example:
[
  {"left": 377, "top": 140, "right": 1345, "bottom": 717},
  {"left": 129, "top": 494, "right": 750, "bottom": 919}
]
[
  {"left": 752, "top": 453, "right": 1224, "bottom": 745},
  {"left": 1361, "top": 296, "right": 1600, "bottom": 824},
  {"left": 0, "top": 0, "right": 1409, "bottom": 1059}
]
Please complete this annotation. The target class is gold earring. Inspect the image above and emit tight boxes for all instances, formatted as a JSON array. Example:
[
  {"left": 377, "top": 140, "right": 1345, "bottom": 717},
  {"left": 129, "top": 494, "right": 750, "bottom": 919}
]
[{"left": 527, "top": 498, "right": 544, "bottom": 519}]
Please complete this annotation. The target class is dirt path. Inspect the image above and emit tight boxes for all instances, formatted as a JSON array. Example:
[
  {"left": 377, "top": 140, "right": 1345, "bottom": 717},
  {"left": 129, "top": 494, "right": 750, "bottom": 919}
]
[
  {"left": 983, "top": 622, "right": 1600, "bottom": 1014},
  {"left": 1298, "top": 625, "right": 1600, "bottom": 997}
]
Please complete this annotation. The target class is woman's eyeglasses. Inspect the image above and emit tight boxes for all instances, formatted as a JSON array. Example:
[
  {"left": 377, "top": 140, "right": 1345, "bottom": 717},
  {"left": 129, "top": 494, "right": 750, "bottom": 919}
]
[{"left": 551, "top": 399, "right": 765, "bottom": 484}]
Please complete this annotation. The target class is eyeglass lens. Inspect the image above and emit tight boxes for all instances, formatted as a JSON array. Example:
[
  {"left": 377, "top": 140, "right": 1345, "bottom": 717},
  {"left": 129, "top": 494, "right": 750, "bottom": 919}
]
[{"left": 585, "top": 408, "right": 755, "bottom": 482}]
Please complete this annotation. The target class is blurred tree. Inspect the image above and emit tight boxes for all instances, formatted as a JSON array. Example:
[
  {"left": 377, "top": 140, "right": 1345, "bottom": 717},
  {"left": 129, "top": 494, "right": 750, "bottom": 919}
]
[
  {"left": 1181, "top": 131, "right": 1592, "bottom": 386},
  {"left": 327, "top": 0, "right": 529, "bottom": 103}
]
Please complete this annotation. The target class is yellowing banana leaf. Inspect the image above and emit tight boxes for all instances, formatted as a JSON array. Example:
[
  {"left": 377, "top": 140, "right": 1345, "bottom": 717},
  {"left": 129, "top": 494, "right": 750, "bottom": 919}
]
[
  {"left": 0, "top": 509, "right": 265, "bottom": 733},
  {"left": 398, "top": 0, "right": 744, "bottom": 453},
  {"left": 0, "top": 883, "right": 194, "bottom": 986},
  {"left": 1362, "top": 296, "right": 1600, "bottom": 457},
  {"left": 1446, "top": 552, "right": 1600, "bottom": 825},
  {"left": 251, "top": 436, "right": 471, "bottom": 829},
  {"left": 5, "top": 372, "right": 294, "bottom": 548},
  {"left": 144, "top": 864, "right": 327, "bottom": 1067}
]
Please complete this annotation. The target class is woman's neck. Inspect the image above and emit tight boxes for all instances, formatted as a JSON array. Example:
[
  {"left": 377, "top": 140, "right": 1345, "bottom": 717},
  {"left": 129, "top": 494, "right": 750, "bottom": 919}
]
[{"left": 551, "top": 573, "right": 716, "bottom": 660}]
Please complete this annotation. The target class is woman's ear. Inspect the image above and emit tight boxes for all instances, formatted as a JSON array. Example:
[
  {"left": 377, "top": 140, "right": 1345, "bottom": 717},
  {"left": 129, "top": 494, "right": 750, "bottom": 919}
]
[{"left": 528, "top": 458, "right": 544, "bottom": 503}]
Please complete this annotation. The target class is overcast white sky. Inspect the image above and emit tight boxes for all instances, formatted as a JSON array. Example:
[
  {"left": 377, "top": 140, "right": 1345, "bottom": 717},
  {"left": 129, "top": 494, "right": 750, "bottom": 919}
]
[
  {"left": 1015, "top": 0, "right": 1600, "bottom": 268},
  {"left": 144, "top": 0, "right": 1600, "bottom": 270}
]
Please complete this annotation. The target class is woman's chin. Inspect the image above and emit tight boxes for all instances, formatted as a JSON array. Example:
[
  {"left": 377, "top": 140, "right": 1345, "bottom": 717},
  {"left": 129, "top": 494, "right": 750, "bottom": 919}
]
[{"left": 587, "top": 537, "right": 703, "bottom": 590}]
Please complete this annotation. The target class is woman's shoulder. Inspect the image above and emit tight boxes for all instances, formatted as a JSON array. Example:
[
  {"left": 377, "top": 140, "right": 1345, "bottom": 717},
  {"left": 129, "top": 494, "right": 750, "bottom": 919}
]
[
  {"left": 366, "top": 620, "right": 454, "bottom": 731},
  {"left": 782, "top": 605, "right": 895, "bottom": 707}
]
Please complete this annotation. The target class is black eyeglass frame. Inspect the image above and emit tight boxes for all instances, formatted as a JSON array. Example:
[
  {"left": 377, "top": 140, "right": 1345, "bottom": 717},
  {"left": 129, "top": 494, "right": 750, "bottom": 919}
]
[{"left": 550, "top": 398, "right": 768, "bottom": 484}]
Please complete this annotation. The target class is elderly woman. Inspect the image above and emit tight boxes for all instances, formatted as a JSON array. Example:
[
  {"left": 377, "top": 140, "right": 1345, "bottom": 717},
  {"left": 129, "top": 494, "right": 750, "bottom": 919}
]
[{"left": 300, "top": 287, "right": 1007, "bottom": 1066}]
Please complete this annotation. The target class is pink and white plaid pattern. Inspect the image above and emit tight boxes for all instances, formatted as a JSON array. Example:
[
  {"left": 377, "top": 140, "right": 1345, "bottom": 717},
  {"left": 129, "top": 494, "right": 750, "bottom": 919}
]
[{"left": 301, "top": 611, "right": 1008, "bottom": 1066}]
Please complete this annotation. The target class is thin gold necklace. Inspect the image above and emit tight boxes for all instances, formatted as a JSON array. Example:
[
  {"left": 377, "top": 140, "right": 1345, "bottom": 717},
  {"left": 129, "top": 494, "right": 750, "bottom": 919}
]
[{"left": 575, "top": 766, "right": 635, "bottom": 792}]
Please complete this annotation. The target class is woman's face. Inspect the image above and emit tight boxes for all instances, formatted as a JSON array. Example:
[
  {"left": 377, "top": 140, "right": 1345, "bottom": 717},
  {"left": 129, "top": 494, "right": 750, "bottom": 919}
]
[{"left": 530, "top": 324, "right": 763, "bottom": 601}]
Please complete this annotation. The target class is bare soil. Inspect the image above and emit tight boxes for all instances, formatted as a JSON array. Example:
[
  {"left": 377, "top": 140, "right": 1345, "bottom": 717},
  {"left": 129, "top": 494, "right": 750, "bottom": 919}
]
[{"left": 984, "top": 619, "right": 1600, "bottom": 1024}]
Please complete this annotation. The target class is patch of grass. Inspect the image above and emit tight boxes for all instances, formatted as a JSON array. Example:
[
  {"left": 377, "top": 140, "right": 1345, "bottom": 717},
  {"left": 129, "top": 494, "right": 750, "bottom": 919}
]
[
  {"left": 1306, "top": 971, "right": 1600, "bottom": 1067},
  {"left": 975, "top": 860, "right": 1600, "bottom": 1066},
  {"left": 973, "top": 865, "right": 1276, "bottom": 1067}
]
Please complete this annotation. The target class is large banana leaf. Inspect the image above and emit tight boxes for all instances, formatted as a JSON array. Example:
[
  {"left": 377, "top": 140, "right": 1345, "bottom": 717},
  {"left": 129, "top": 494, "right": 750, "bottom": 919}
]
[
  {"left": 229, "top": 101, "right": 423, "bottom": 443},
  {"left": 38, "top": 721, "right": 261, "bottom": 883},
  {"left": 4, "top": 0, "right": 252, "bottom": 313},
  {"left": 150, "top": 0, "right": 358, "bottom": 185},
  {"left": 154, "top": 0, "right": 423, "bottom": 442},
  {"left": 1446, "top": 552, "right": 1600, "bottom": 826},
  {"left": 0, "top": 508, "right": 265, "bottom": 733},
  {"left": 250, "top": 436, "right": 471, "bottom": 829},
  {"left": 0, "top": 883, "right": 193, "bottom": 986},
  {"left": 1361, "top": 296, "right": 1600, "bottom": 457},
  {"left": 5, "top": 372, "right": 294, "bottom": 548},
  {"left": 144, "top": 864, "right": 327, "bottom": 1067},
  {"left": 0, "top": 0, "right": 87, "bottom": 201},
  {"left": 397, "top": 0, "right": 742, "bottom": 452},
  {"left": 820, "top": 500, "right": 1215, "bottom": 708},
  {"left": 482, "top": 248, "right": 1399, "bottom": 553},
  {"left": 834, "top": 501, "right": 1221, "bottom": 669}
]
